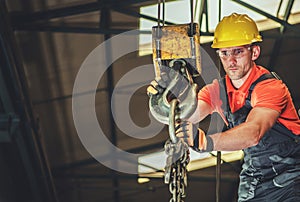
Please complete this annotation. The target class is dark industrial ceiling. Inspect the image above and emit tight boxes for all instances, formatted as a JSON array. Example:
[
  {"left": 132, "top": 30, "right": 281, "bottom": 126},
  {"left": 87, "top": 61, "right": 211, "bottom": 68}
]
[{"left": 0, "top": 0, "right": 299, "bottom": 202}]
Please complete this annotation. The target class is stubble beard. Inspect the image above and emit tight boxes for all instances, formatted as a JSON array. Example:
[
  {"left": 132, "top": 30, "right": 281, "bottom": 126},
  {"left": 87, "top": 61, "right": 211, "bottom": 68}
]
[{"left": 226, "top": 67, "right": 245, "bottom": 80}]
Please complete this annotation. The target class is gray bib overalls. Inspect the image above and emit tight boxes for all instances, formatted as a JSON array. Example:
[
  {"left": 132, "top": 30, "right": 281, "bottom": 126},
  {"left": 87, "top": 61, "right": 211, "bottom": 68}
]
[{"left": 219, "top": 74, "right": 300, "bottom": 201}]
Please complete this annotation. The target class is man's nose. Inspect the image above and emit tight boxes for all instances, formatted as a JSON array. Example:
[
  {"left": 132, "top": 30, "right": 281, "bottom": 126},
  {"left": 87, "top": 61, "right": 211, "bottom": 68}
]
[{"left": 227, "top": 55, "right": 237, "bottom": 64}]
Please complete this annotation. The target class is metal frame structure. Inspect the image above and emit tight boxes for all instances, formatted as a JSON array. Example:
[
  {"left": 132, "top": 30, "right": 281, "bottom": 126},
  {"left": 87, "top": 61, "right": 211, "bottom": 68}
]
[
  {"left": 9, "top": 0, "right": 300, "bottom": 72},
  {"left": 0, "top": 0, "right": 299, "bottom": 201},
  {"left": 0, "top": 3, "right": 58, "bottom": 201}
]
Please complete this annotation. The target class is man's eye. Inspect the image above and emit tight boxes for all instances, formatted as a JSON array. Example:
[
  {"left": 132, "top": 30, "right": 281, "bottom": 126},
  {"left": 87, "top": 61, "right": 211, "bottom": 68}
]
[
  {"left": 234, "top": 49, "right": 244, "bottom": 55},
  {"left": 221, "top": 51, "right": 229, "bottom": 56}
]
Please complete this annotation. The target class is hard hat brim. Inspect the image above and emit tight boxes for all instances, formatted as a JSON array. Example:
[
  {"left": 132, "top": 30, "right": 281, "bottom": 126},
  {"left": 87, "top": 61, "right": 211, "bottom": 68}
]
[{"left": 211, "top": 38, "right": 262, "bottom": 49}]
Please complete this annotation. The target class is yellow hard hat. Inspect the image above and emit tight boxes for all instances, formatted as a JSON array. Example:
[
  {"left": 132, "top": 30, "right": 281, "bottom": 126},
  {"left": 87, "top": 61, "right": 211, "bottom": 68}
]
[{"left": 211, "top": 13, "right": 262, "bottom": 48}]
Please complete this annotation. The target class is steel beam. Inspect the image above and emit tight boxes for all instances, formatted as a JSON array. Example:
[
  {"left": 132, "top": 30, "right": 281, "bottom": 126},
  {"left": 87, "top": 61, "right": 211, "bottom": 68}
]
[
  {"left": 231, "top": 0, "right": 300, "bottom": 34},
  {"left": 10, "top": 0, "right": 159, "bottom": 27},
  {"left": 99, "top": 5, "right": 121, "bottom": 201},
  {"left": 13, "top": 23, "right": 151, "bottom": 34},
  {"left": 0, "top": 2, "right": 58, "bottom": 201},
  {"left": 268, "top": 0, "right": 294, "bottom": 69},
  {"left": 113, "top": 7, "right": 176, "bottom": 25},
  {"left": 198, "top": 0, "right": 209, "bottom": 32},
  {"left": 268, "top": 37, "right": 283, "bottom": 70},
  {"left": 0, "top": 113, "right": 19, "bottom": 142},
  {"left": 279, "top": 0, "right": 294, "bottom": 33}
]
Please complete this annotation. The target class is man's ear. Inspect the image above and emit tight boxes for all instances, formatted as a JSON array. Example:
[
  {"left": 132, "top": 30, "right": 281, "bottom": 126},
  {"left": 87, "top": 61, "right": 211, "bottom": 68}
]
[{"left": 251, "top": 45, "right": 260, "bottom": 60}]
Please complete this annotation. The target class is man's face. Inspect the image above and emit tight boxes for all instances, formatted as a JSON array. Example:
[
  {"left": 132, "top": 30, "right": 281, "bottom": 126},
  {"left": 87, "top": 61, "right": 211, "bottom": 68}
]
[{"left": 217, "top": 45, "right": 254, "bottom": 80}]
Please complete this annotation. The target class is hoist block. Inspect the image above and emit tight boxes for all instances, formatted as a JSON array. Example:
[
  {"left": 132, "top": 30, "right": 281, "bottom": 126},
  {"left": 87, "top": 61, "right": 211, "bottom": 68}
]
[{"left": 152, "top": 23, "right": 201, "bottom": 79}]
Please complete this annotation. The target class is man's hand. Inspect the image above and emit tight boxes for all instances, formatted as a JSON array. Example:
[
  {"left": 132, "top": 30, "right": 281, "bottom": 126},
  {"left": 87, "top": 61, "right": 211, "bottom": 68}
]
[
  {"left": 147, "top": 72, "right": 190, "bottom": 102},
  {"left": 146, "top": 79, "right": 166, "bottom": 97},
  {"left": 175, "top": 121, "right": 214, "bottom": 152}
]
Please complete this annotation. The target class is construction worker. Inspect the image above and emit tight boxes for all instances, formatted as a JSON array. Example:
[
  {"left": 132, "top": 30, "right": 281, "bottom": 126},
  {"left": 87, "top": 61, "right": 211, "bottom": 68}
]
[{"left": 148, "top": 13, "right": 300, "bottom": 201}]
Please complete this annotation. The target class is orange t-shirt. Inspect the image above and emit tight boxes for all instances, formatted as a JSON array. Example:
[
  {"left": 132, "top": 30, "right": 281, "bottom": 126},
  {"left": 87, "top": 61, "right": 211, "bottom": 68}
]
[{"left": 198, "top": 64, "right": 300, "bottom": 135}]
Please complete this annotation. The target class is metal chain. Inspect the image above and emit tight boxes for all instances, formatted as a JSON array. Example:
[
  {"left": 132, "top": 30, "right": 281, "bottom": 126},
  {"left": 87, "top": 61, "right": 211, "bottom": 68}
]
[
  {"left": 164, "top": 97, "right": 190, "bottom": 202},
  {"left": 164, "top": 139, "right": 190, "bottom": 202}
]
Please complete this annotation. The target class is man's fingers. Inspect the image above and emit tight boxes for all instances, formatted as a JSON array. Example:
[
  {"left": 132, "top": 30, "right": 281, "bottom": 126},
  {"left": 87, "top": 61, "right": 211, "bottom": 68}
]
[
  {"left": 176, "top": 132, "right": 189, "bottom": 138},
  {"left": 175, "top": 121, "right": 197, "bottom": 147},
  {"left": 147, "top": 79, "right": 167, "bottom": 96},
  {"left": 198, "top": 129, "right": 207, "bottom": 150},
  {"left": 146, "top": 80, "right": 160, "bottom": 96},
  {"left": 147, "top": 85, "right": 158, "bottom": 96}
]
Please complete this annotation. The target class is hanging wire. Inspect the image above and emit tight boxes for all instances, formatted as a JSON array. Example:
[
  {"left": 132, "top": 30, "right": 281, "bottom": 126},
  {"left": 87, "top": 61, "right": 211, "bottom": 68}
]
[
  {"left": 217, "top": 0, "right": 222, "bottom": 75},
  {"left": 216, "top": 2, "right": 222, "bottom": 202},
  {"left": 216, "top": 151, "right": 221, "bottom": 202},
  {"left": 190, "top": 0, "right": 194, "bottom": 23},
  {"left": 157, "top": 0, "right": 165, "bottom": 28},
  {"left": 218, "top": 0, "right": 222, "bottom": 22},
  {"left": 189, "top": 0, "right": 195, "bottom": 36},
  {"left": 162, "top": 0, "right": 165, "bottom": 26},
  {"left": 157, "top": 0, "right": 161, "bottom": 28}
]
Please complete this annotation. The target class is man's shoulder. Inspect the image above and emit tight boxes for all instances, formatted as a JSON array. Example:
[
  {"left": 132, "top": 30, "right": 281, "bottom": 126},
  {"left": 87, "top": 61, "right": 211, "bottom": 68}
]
[
  {"left": 249, "top": 65, "right": 282, "bottom": 89},
  {"left": 253, "top": 78, "right": 287, "bottom": 100},
  {"left": 252, "top": 65, "right": 270, "bottom": 80}
]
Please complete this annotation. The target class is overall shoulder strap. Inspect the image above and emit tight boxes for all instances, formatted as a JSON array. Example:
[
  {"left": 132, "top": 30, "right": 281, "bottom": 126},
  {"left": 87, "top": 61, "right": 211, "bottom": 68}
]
[
  {"left": 218, "top": 77, "right": 230, "bottom": 112},
  {"left": 245, "top": 72, "right": 279, "bottom": 107}
]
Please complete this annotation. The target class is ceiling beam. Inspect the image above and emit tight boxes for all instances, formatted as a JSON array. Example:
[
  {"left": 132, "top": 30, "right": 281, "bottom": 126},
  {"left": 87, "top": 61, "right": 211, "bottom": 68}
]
[
  {"left": 10, "top": 0, "right": 158, "bottom": 26},
  {"left": 278, "top": 0, "right": 294, "bottom": 33},
  {"left": 197, "top": 0, "right": 209, "bottom": 32},
  {"left": 10, "top": 2, "right": 102, "bottom": 25},
  {"left": 0, "top": 2, "right": 58, "bottom": 201},
  {"left": 112, "top": 7, "right": 176, "bottom": 25},
  {"left": 99, "top": 7, "right": 121, "bottom": 202},
  {"left": 231, "top": 0, "right": 300, "bottom": 34},
  {"left": 13, "top": 23, "right": 151, "bottom": 34}
]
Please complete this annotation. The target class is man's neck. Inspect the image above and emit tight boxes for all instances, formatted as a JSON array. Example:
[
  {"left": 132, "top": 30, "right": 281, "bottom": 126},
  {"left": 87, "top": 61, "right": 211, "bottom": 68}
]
[{"left": 231, "top": 67, "right": 253, "bottom": 89}]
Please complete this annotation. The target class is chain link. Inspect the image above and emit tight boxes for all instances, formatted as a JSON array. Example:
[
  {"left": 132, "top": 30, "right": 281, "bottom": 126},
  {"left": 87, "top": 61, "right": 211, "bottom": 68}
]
[{"left": 165, "top": 139, "right": 190, "bottom": 202}]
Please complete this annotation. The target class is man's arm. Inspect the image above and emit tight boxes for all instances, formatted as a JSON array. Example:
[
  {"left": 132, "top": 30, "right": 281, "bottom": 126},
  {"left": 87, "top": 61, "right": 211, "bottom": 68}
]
[
  {"left": 210, "top": 107, "right": 280, "bottom": 151},
  {"left": 188, "top": 100, "right": 213, "bottom": 124}
]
